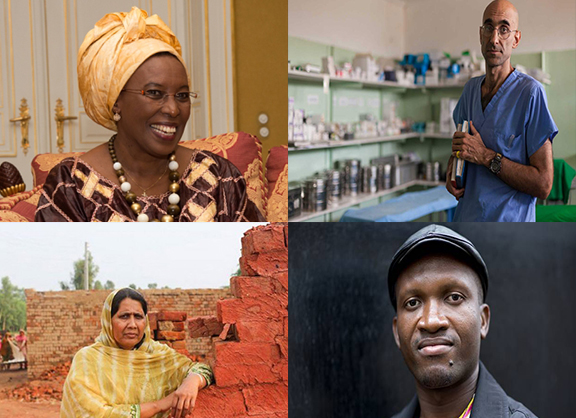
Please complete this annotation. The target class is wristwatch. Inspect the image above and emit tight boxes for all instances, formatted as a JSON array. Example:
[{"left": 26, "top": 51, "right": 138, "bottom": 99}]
[{"left": 489, "top": 152, "right": 503, "bottom": 175}]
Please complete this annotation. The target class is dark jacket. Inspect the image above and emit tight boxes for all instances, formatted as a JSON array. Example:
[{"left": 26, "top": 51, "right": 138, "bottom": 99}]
[{"left": 391, "top": 362, "right": 537, "bottom": 418}]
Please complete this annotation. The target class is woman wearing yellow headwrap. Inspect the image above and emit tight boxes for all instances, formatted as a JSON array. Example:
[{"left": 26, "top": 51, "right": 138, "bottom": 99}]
[
  {"left": 35, "top": 7, "right": 264, "bottom": 222},
  {"left": 61, "top": 288, "right": 213, "bottom": 418}
]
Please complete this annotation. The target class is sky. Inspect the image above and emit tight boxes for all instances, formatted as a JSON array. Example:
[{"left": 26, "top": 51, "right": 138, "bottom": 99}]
[{"left": 0, "top": 223, "right": 266, "bottom": 291}]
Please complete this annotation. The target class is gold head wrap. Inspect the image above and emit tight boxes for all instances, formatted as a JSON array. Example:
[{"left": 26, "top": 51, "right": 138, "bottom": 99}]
[{"left": 78, "top": 7, "right": 188, "bottom": 131}]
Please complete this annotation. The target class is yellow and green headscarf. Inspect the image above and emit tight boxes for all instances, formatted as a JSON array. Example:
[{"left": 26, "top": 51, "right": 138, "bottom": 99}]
[{"left": 60, "top": 289, "right": 212, "bottom": 418}]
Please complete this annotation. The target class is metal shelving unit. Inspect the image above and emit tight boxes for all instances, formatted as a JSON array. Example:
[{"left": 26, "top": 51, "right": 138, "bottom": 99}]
[
  {"left": 288, "top": 69, "right": 327, "bottom": 82},
  {"left": 289, "top": 133, "right": 452, "bottom": 152},
  {"left": 288, "top": 69, "right": 467, "bottom": 90},
  {"left": 288, "top": 68, "right": 463, "bottom": 221},
  {"left": 288, "top": 69, "right": 459, "bottom": 152}
]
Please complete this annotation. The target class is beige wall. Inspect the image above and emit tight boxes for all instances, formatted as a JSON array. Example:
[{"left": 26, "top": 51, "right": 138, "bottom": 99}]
[
  {"left": 288, "top": 0, "right": 406, "bottom": 57},
  {"left": 405, "top": 0, "right": 576, "bottom": 56},
  {"left": 288, "top": 0, "right": 576, "bottom": 58}
]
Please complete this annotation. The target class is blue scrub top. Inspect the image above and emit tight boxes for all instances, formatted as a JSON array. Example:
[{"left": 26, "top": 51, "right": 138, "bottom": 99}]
[{"left": 452, "top": 69, "right": 558, "bottom": 222}]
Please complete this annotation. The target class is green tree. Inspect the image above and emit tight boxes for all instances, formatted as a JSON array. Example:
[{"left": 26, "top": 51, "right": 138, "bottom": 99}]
[
  {"left": 0, "top": 277, "right": 26, "bottom": 332},
  {"left": 94, "top": 280, "right": 115, "bottom": 290},
  {"left": 129, "top": 283, "right": 137, "bottom": 289},
  {"left": 60, "top": 251, "right": 100, "bottom": 290},
  {"left": 231, "top": 265, "right": 242, "bottom": 277},
  {"left": 148, "top": 283, "right": 158, "bottom": 289}
]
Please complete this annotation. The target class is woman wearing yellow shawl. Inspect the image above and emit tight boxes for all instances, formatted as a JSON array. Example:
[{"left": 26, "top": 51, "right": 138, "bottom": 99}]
[
  {"left": 60, "top": 288, "right": 213, "bottom": 418},
  {"left": 35, "top": 7, "right": 263, "bottom": 222}
]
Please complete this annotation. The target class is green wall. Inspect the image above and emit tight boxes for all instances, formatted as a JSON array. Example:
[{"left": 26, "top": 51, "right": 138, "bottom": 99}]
[
  {"left": 512, "top": 49, "right": 576, "bottom": 163},
  {"left": 288, "top": 36, "right": 459, "bottom": 183},
  {"left": 290, "top": 36, "right": 576, "bottom": 181},
  {"left": 542, "top": 50, "right": 576, "bottom": 163},
  {"left": 288, "top": 37, "right": 330, "bottom": 68}
]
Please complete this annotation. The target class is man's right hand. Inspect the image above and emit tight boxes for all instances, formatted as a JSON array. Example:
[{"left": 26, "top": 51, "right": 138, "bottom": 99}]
[{"left": 446, "top": 155, "right": 465, "bottom": 200}]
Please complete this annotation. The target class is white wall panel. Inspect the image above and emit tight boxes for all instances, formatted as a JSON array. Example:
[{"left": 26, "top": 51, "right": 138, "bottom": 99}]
[
  {"left": 289, "top": 0, "right": 575, "bottom": 58},
  {"left": 405, "top": 0, "right": 576, "bottom": 56},
  {"left": 289, "top": 0, "right": 406, "bottom": 58}
]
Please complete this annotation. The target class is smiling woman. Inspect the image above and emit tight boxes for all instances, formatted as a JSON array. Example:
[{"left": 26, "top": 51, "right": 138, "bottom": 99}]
[
  {"left": 60, "top": 288, "right": 213, "bottom": 418},
  {"left": 34, "top": 7, "right": 263, "bottom": 222}
]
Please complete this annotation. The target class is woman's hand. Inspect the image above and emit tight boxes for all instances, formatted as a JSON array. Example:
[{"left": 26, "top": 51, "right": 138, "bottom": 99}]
[
  {"left": 140, "top": 392, "right": 175, "bottom": 418},
  {"left": 157, "top": 392, "right": 176, "bottom": 414},
  {"left": 169, "top": 373, "right": 205, "bottom": 418}
]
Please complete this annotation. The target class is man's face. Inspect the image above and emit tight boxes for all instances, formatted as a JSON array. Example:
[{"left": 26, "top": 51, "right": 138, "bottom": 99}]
[
  {"left": 392, "top": 253, "right": 490, "bottom": 389},
  {"left": 480, "top": 1, "right": 521, "bottom": 69}
]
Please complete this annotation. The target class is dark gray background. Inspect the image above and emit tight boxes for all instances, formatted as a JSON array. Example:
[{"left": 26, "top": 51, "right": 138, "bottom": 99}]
[{"left": 289, "top": 222, "right": 576, "bottom": 418}]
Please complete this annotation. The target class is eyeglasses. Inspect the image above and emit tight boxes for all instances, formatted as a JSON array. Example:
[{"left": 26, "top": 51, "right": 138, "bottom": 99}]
[
  {"left": 122, "top": 89, "right": 198, "bottom": 105},
  {"left": 480, "top": 24, "right": 519, "bottom": 40}
]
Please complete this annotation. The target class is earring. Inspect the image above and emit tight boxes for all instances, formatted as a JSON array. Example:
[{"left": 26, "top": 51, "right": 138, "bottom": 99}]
[{"left": 113, "top": 112, "right": 121, "bottom": 122}]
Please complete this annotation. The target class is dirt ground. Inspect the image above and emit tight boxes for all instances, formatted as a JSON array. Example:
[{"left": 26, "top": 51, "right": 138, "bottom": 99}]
[
  {"left": 0, "top": 368, "right": 28, "bottom": 391},
  {"left": 0, "top": 398, "right": 60, "bottom": 417},
  {"left": 0, "top": 370, "right": 60, "bottom": 418}
]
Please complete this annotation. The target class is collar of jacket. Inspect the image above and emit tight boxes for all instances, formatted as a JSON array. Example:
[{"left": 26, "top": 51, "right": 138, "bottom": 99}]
[{"left": 392, "top": 362, "right": 512, "bottom": 418}]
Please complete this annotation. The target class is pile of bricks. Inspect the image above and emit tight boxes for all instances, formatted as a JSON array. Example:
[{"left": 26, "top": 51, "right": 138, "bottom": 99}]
[
  {"left": 189, "top": 223, "right": 288, "bottom": 418},
  {"left": 149, "top": 311, "right": 188, "bottom": 352},
  {"left": 5, "top": 361, "right": 70, "bottom": 401}
]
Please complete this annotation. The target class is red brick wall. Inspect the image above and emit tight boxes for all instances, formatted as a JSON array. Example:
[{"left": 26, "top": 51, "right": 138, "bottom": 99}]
[
  {"left": 191, "top": 223, "right": 288, "bottom": 417},
  {"left": 25, "top": 288, "right": 231, "bottom": 378}
]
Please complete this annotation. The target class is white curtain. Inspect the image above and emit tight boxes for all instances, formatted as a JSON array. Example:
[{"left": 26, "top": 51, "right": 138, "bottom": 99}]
[{"left": 7, "top": 340, "right": 25, "bottom": 362}]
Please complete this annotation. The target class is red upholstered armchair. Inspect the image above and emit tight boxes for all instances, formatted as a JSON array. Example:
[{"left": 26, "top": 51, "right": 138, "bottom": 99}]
[{"left": 0, "top": 132, "right": 287, "bottom": 222}]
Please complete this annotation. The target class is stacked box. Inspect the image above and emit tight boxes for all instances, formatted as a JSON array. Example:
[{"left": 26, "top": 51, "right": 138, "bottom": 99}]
[
  {"left": 292, "top": 109, "right": 305, "bottom": 141},
  {"left": 440, "top": 98, "right": 458, "bottom": 134}
]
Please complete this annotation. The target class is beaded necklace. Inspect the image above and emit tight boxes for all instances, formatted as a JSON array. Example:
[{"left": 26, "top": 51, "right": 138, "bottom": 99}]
[
  {"left": 458, "top": 394, "right": 475, "bottom": 418},
  {"left": 108, "top": 135, "right": 181, "bottom": 222}
]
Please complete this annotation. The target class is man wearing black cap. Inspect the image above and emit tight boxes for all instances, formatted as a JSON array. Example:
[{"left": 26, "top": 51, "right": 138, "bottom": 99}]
[{"left": 389, "top": 224, "right": 536, "bottom": 418}]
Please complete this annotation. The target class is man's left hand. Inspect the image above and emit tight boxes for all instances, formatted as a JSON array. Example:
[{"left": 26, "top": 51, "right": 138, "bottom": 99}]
[{"left": 452, "top": 121, "right": 493, "bottom": 167}]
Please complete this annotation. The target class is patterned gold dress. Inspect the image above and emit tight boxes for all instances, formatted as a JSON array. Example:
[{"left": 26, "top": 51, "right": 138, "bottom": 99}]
[{"left": 35, "top": 149, "right": 264, "bottom": 222}]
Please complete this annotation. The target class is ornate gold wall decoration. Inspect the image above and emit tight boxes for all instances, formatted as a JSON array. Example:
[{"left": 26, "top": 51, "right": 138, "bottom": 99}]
[
  {"left": 54, "top": 99, "right": 77, "bottom": 153},
  {"left": 9, "top": 98, "right": 31, "bottom": 155}
]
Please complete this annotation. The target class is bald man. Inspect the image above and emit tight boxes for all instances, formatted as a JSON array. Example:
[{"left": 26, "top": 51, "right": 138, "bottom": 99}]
[{"left": 446, "top": 0, "right": 557, "bottom": 222}]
